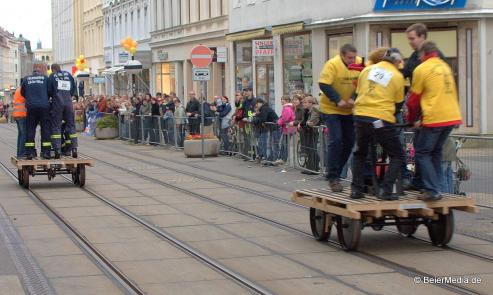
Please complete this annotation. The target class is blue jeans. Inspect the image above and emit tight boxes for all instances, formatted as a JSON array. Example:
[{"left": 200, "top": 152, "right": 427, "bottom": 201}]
[
  {"left": 16, "top": 118, "right": 27, "bottom": 157},
  {"left": 321, "top": 113, "right": 355, "bottom": 181},
  {"left": 441, "top": 161, "right": 454, "bottom": 194},
  {"left": 414, "top": 126, "right": 453, "bottom": 196},
  {"left": 219, "top": 127, "right": 230, "bottom": 151},
  {"left": 258, "top": 127, "right": 280, "bottom": 162},
  {"left": 278, "top": 134, "right": 290, "bottom": 162}
]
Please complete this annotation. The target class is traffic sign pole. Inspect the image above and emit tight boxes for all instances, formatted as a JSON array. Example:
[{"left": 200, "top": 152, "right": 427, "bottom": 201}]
[{"left": 190, "top": 45, "right": 213, "bottom": 160}]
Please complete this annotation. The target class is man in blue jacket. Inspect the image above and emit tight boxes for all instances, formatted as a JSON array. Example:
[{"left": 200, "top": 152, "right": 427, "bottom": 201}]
[
  {"left": 48, "top": 64, "right": 77, "bottom": 158},
  {"left": 21, "top": 63, "right": 52, "bottom": 159}
]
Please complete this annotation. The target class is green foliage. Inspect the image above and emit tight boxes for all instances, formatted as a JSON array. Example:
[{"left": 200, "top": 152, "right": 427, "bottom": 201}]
[{"left": 96, "top": 115, "right": 118, "bottom": 129}]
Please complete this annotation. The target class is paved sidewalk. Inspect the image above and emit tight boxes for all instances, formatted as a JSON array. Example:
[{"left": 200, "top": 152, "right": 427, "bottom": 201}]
[{"left": 0, "top": 215, "right": 26, "bottom": 295}]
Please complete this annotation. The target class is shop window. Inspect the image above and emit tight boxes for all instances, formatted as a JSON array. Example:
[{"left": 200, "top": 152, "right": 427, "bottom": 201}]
[
  {"left": 391, "top": 29, "right": 458, "bottom": 78},
  {"left": 235, "top": 41, "right": 253, "bottom": 91},
  {"left": 327, "top": 33, "right": 353, "bottom": 59},
  {"left": 155, "top": 63, "right": 176, "bottom": 95},
  {"left": 283, "top": 33, "right": 312, "bottom": 96}
]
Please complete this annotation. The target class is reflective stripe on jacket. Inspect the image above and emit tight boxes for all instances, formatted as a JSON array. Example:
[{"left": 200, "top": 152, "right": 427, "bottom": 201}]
[{"left": 13, "top": 88, "right": 27, "bottom": 118}]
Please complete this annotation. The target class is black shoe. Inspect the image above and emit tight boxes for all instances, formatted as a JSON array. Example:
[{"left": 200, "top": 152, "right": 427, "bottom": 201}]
[
  {"left": 26, "top": 154, "right": 33, "bottom": 160},
  {"left": 301, "top": 170, "right": 318, "bottom": 175},
  {"left": 71, "top": 149, "right": 78, "bottom": 158},
  {"left": 417, "top": 191, "right": 442, "bottom": 201},
  {"left": 62, "top": 150, "right": 71, "bottom": 157},
  {"left": 41, "top": 153, "right": 51, "bottom": 160},
  {"left": 378, "top": 191, "right": 399, "bottom": 201},
  {"left": 350, "top": 191, "right": 364, "bottom": 199},
  {"left": 54, "top": 152, "right": 61, "bottom": 159}
]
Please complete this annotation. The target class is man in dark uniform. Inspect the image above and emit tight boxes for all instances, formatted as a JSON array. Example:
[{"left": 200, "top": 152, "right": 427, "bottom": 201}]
[
  {"left": 48, "top": 64, "right": 77, "bottom": 158},
  {"left": 21, "top": 63, "right": 52, "bottom": 159}
]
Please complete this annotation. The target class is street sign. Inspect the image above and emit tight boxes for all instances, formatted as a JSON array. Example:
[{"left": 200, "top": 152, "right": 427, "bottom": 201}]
[
  {"left": 119, "top": 52, "right": 129, "bottom": 64},
  {"left": 192, "top": 68, "right": 210, "bottom": 81},
  {"left": 190, "top": 45, "right": 213, "bottom": 68}
]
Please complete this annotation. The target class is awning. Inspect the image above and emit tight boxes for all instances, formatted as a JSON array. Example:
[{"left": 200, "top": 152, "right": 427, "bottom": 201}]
[
  {"left": 226, "top": 28, "right": 266, "bottom": 41},
  {"left": 272, "top": 22, "right": 305, "bottom": 35},
  {"left": 101, "top": 66, "right": 124, "bottom": 75}
]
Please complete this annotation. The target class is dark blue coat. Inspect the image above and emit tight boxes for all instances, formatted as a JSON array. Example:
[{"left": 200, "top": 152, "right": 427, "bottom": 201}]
[
  {"left": 21, "top": 72, "right": 50, "bottom": 109},
  {"left": 48, "top": 70, "right": 76, "bottom": 100}
]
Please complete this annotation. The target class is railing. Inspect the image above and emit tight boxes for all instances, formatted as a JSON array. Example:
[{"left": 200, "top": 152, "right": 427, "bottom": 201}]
[
  {"left": 116, "top": 115, "right": 492, "bottom": 206},
  {"left": 449, "top": 135, "right": 493, "bottom": 207}
]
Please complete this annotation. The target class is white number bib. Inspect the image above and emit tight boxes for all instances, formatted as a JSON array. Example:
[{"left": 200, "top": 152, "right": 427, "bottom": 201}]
[
  {"left": 57, "top": 80, "right": 71, "bottom": 91},
  {"left": 368, "top": 67, "right": 393, "bottom": 87}
]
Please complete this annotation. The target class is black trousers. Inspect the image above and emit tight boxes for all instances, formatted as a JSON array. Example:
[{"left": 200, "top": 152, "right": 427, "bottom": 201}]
[
  {"left": 302, "top": 128, "right": 319, "bottom": 171},
  {"left": 25, "top": 107, "right": 51, "bottom": 156},
  {"left": 351, "top": 121, "right": 404, "bottom": 194}
]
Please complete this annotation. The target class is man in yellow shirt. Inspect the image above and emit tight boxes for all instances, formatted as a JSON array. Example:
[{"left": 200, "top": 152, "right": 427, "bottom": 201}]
[
  {"left": 319, "top": 44, "right": 362, "bottom": 192},
  {"left": 351, "top": 48, "right": 405, "bottom": 200},
  {"left": 407, "top": 41, "right": 462, "bottom": 201}
]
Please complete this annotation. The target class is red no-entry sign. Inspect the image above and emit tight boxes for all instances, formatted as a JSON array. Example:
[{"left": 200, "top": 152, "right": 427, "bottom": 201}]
[{"left": 190, "top": 45, "right": 213, "bottom": 68}]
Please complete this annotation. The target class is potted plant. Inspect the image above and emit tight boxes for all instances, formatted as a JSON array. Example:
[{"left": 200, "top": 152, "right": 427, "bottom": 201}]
[
  {"left": 75, "top": 113, "right": 85, "bottom": 132},
  {"left": 183, "top": 134, "right": 219, "bottom": 157},
  {"left": 95, "top": 115, "right": 119, "bottom": 139}
]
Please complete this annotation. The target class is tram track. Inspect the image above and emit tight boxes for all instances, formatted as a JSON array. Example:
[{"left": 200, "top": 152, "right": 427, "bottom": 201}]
[
  {"left": 77, "top": 149, "right": 487, "bottom": 295},
  {"left": 81, "top": 141, "right": 493, "bottom": 259},
  {"left": 0, "top": 161, "right": 145, "bottom": 295},
  {"left": 0, "top": 128, "right": 490, "bottom": 294},
  {"left": 0, "top": 155, "right": 274, "bottom": 294},
  {"left": 92, "top": 139, "right": 493, "bottom": 211}
]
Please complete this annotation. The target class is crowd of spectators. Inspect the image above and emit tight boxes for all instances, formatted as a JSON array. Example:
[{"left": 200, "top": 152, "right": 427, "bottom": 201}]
[{"left": 74, "top": 88, "right": 320, "bottom": 169}]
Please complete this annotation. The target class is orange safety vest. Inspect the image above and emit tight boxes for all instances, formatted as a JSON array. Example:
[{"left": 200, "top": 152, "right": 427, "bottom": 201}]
[{"left": 13, "top": 88, "right": 27, "bottom": 118}]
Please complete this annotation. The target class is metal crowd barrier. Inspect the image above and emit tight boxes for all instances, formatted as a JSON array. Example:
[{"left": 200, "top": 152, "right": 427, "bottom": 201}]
[
  {"left": 449, "top": 135, "right": 493, "bottom": 207},
  {"left": 117, "top": 115, "right": 493, "bottom": 206},
  {"left": 117, "top": 114, "right": 217, "bottom": 149}
]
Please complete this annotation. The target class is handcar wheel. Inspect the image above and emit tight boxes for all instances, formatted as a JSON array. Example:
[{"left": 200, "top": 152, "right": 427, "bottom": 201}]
[
  {"left": 18, "top": 169, "right": 23, "bottom": 186},
  {"left": 309, "top": 208, "right": 332, "bottom": 241},
  {"left": 72, "top": 167, "right": 79, "bottom": 184},
  {"left": 22, "top": 167, "right": 29, "bottom": 189},
  {"left": 427, "top": 211, "right": 454, "bottom": 247},
  {"left": 396, "top": 218, "right": 418, "bottom": 237},
  {"left": 336, "top": 216, "right": 362, "bottom": 251},
  {"left": 77, "top": 165, "right": 86, "bottom": 187}
]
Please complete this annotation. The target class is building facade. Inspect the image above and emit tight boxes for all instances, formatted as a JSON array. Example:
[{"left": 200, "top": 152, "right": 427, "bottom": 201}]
[
  {"left": 52, "top": 0, "right": 75, "bottom": 72},
  {"left": 0, "top": 28, "right": 22, "bottom": 92},
  {"left": 149, "top": 0, "right": 229, "bottom": 102},
  {"left": 33, "top": 41, "right": 53, "bottom": 64},
  {"left": 17, "top": 34, "right": 34, "bottom": 80},
  {"left": 103, "top": 0, "right": 152, "bottom": 96},
  {"left": 228, "top": 0, "right": 493, "bottom": 134},
  {"left": 82, "top": 0, "right": 105, "bottom": 95}
]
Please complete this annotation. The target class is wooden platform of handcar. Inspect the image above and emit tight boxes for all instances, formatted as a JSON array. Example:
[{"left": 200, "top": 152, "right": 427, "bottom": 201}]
[
  {"left": 292, "top": 189, "right": 478, "bottom": 220},
  {"left": 11, "top": 156, "right": 94, "bottom": 169},
  {"left": 11, "top": 156, "right": 94, "bottom": 189}
]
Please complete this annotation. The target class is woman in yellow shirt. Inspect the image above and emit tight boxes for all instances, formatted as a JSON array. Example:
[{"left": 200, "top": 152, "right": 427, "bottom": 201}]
[{"left": 351, "top": 48, "right": 406, "bottom": 200}]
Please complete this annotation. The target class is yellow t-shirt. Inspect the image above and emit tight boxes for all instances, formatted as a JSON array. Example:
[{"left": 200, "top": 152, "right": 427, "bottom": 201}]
[
  {"left": 410, "top": 57, "right": 462, "bottom": 126},
  {"left": 319, "top": 54, "right": 362, "bottom": 115},
  {"left": 354, "top": 61, "right": 405, "bottom": 123}
]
